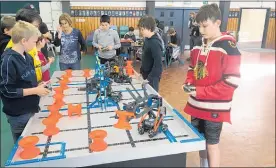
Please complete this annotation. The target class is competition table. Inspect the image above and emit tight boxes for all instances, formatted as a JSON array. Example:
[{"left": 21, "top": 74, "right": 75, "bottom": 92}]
[{"left": 5, "top": 70, "right": 205, "bottom": 167}]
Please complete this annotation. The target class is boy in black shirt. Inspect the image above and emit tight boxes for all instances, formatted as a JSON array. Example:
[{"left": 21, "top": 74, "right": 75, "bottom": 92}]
[
  {"left": 0, "top": 16, "right": 16, "bottom": 57},
  {"left": 23, "top": 3, "right": 53, "bottom": 59},
  {"left": 167, "top": 27, "right": 181, "bottom": 63},
  {"left": 138, "top": 16, "right": 163, "bottom": 92},
  {"left": 0, "top": 21, "right": 50, "bottom": 143}
]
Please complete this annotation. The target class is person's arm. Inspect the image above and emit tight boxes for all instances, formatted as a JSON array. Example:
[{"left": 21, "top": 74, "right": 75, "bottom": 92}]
[
  {"left": 124, "top": 33, "right": 129, "bottom": 39},
  {"left": 77, "top": 29, "right": 87, "bottom": 52},
  {"left": 188, "top": 18, "right": 192, "bottom": 29},
  {"left": 132, "top": 34, "right": 137, "bottom": 42},
  {"left": 0, "top": 56, "right": 47, "bottom": 97},
  {"left": 112, "top": 31, "right": 121, "bottom": 50},
  {"left": 195, "top": 41, "right": 241, "bottom": 100},
  {"left": 41, "top": 62, "right": 51, "bottom": 72},
  {"left": 148, "top": 41, "right": 163, "bottom": 77},
  {"left": 53, "top": 31, "right": 61, "bottom": 47},
  {"left": 92, "top": 29, "right": 100, "bottom": 48},
  {"left": 0, "top": 57, "right": 24, "bottom": 98}
]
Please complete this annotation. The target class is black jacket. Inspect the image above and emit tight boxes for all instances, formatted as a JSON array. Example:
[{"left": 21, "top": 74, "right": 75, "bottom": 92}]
[
  {"left": 140, "top": 33, "right": 163, "bottom": 79},
  {"left": 0, "top": 33, "right": 11, "bottom": 57},
  {"left": 170, "top": 33, "right": 181, "bottom": 46},
  {"left": 0, "top": 49, "right": 40, "bottom": 116}
]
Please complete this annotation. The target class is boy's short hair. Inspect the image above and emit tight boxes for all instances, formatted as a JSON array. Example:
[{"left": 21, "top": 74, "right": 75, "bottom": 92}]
[
  {"left": 11, "top": 20, "right": 41, "bottom": 44},
  {"left": 59, "top": 13, "right": 72, "bottom": 26},
  {"left": 129, "top": 27, "right": 134, "bottom": 32},
  {"left": 36, "top": 35, "right": 44, "bottom": 44},
  {"left": 15, "top": 8, "right": 42, "bottom": 24},
  {"left": 1, "top": 16, "right": 16, "bottom": 33},
  {"left": 100, "top": 15, "right": 110, "bottom": 23},
  {"left": 138, "top": 16, "right": 156, "bottom": 32},
  {"left": 196, "top": 3, "right": 221, "bottom": 23}
]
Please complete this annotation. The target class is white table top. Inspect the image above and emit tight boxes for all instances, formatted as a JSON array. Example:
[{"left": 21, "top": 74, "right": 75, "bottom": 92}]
[{"left": 5, "top": 70, "right": 205, "bottom": 167}]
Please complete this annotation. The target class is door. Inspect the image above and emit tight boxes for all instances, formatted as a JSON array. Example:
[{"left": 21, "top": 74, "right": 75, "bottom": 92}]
[
  {"left": 238, "top": 8, "right": 267, "bottom": 48},
  {"left": 166, "top": 9, "right": 184, "bottom": 50},
  {"left": 155, "top": 9, "right": 167, "bottom": 29},
  {"left": 182, "top": 9, "right": 199, "bottom": 49},
  {"left": 155, "top": 9, "right": 184, "bottom": 51}
]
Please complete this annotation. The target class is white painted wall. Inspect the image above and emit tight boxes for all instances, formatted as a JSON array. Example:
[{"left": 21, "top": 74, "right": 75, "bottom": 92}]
[
  {"left": 69, "top": 1, "right": 275, "bottom": 9},
  {"left": 39, "top": 1, "right": 62, "bottom": 31},
  {"left": 230, "top": 2, "right": 275, "bottom": 9},
  {"left": 70, "top": 1, "right": 146, "bottom": 7},
  {"left": 239, "top": 9, "right": 267, "bottom": 42},
  {"left": 155, "top": 1, "right": 275, "bottom": 8},
  {"left": 155, "top": 1, "right": 218, "bottom": 7}
]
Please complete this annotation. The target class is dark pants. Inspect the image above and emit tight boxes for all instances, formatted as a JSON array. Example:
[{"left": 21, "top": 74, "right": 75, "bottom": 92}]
[
  {"left": 147, "top": 75, "right": 161, "bottom": 92},
  {"left": 6, "top": 113, "right": 34, "bottom": 143},
  {"left": 99, "top": 57, "right": 115, "bottom": 64},
  {"left": 59, "top": 61, "right": 81, "bottom": 71},
  {"left": 191, "top": 117, "right": 223, "bottom": 145}
]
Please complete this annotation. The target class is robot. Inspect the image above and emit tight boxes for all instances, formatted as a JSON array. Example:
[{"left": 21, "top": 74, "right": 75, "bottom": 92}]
[
  {"left": 138, "top": 106, "right": 168, "bottom": 138},
  {"left": 78, "top": 53, "right": 122, "bottom": 111},
  {"left": 120, "top": 83, "right": 168, "bottom": 138},
  {"left": 104, "top": 56, "right": 132, "bottom": 84}
]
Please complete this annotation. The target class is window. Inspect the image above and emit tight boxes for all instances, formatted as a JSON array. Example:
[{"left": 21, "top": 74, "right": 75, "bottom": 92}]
[
  {"left": 160, "top": 11, "right": 164, "bottom": 17},
  {"left": 170, "top": 21, "right": 173, "bottom": 26},
  {"left": 170, "top": 11, "right": 174, "bottom": 17}
]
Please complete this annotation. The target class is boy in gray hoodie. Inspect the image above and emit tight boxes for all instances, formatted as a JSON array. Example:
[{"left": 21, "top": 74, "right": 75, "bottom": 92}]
[{"left": 93, "top": 15, "right": 121, "bottom": 64}]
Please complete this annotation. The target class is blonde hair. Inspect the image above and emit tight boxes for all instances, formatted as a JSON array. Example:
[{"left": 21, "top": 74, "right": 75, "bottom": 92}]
[
  {"left": 11, "top": 20, "right": 41, "bottom": 44},
  {"left": 59, "top": 13, "right": 72, "bottom": 26}
]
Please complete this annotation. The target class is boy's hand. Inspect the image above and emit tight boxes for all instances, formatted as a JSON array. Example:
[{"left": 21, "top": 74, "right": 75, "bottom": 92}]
[
  {"left": 107, "top": 45, "right": 113, "bottom": 50},
  {"left": 57, "top": 26, "right": 62, "bottom": 39},
  {"left": 57, "top": 26, "right": 62, "bottom": 34},
  {"left": 48, "top": 57, "right": 55, "bottom": 64},
  {"left": 98, "top": 45, "right": 102, "bottom": 51},
  {"left": 182, "top": 83, "right": 196, "bottom": 95},
  {"left": 35, "top": 83, "right": 51, "bottom": 96}
]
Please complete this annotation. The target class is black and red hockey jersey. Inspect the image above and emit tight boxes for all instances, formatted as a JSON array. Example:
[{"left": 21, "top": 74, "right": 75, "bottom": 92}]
[{"left": 184, "top": 34, "right": 241, "bottom": 123}]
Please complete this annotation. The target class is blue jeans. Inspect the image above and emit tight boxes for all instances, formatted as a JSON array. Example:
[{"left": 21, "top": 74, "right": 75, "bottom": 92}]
[
  {"left": 6, "top": 113, "right": 34, "bottom": 143},
  {"left": 59, "top": 61, "right": 81, "bottom": 71},
  {"left": 147, "top": 75, "right": 161, "bottom": 92}
]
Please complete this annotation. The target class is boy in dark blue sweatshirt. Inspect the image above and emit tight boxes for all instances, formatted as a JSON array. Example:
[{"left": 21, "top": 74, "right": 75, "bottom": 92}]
[
  {"left": 0, "top": 21, "right": 50, "bottom": 143},
  {"left": 138, "top": 16, "right": 163, "bottom": 92}
]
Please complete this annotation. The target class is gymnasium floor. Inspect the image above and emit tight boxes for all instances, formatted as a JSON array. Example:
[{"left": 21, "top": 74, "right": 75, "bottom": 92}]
[{"left": 1, "top": 49, "right": 275, "bottom": 167}]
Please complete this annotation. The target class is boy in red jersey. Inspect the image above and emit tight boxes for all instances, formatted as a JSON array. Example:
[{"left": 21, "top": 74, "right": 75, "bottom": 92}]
[{"left": 182, "top": 3, "right": 241, "bottom": 167}]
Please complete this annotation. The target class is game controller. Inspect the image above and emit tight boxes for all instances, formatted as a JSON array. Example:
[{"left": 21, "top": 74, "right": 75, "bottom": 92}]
[
  {"left": 101, "top": 47, "right": 109, "bottom": 52},
  {"left": 43, "top": 81, "right": 52, "bottom": 91},
  {"left": 183, "top": 84, "right": 196, "bottom": 93}
]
